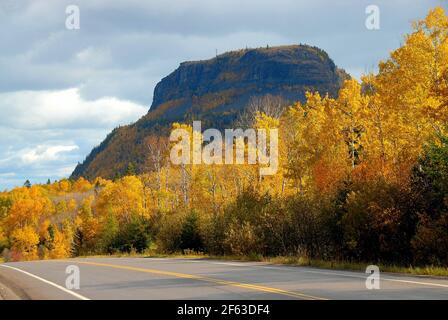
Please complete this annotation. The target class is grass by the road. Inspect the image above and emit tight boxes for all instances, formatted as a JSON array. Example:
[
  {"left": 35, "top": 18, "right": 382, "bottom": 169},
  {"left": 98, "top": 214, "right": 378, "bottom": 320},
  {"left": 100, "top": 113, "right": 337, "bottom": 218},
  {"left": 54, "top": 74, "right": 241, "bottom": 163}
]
[
  {"left": 75, "top": 251, "right": 448, "bottom": 277},
  {"left": 4, "top": 249, "right": 446, "bottom": 276},
  {"left": 262, "top": 256, "right": 448, "bottom": 277},
  {"left": 205, "top": 255, "right": 448, "bottom": 277}
]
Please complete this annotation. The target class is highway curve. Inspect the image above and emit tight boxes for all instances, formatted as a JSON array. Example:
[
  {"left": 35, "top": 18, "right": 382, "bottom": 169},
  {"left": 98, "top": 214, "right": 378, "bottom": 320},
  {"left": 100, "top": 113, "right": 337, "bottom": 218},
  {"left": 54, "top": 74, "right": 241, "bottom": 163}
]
[{"left": 0, "top": 257, "right": 447, "bottom": 300}]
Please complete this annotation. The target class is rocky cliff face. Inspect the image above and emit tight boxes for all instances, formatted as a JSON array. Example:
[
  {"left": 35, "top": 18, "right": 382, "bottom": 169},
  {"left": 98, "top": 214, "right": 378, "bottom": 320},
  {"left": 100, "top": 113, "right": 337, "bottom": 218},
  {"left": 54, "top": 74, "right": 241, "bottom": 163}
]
[
  {"left": 71, "top": 45, "right": 349, "bottom": 179},
  {"left": 150, "top": 45, "right": 347, "bottom": 122}
]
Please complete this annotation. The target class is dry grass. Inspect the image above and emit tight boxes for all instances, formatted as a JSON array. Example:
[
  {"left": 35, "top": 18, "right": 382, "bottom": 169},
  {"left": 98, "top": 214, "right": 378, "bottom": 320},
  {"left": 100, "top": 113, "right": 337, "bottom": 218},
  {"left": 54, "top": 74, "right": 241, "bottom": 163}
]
[{"left": 220, "top": 256, "right": 448, "bottom": 277}]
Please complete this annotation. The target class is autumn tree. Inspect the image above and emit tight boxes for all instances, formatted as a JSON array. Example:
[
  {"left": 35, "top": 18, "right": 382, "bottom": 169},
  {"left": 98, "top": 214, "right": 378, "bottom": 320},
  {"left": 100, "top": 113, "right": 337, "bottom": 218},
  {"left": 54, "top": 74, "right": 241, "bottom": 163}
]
[{"left": 10, "top": 225, "right": 39, "bottom": 261}]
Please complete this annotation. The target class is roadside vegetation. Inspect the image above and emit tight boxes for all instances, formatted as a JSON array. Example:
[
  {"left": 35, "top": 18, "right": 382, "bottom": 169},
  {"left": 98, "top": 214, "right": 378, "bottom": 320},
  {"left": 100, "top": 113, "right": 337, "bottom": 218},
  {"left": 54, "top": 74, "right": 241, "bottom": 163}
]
[{"left": 1, "top": 7, "right": 448, "bottom": 277}]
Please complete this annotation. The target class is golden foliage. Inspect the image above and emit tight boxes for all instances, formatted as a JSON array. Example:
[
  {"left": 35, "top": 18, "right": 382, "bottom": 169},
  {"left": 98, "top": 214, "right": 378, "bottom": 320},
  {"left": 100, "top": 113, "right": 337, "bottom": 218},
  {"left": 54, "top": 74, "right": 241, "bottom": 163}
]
[{"left": 1, "top": 7, "right": 448, "bottom": 262}]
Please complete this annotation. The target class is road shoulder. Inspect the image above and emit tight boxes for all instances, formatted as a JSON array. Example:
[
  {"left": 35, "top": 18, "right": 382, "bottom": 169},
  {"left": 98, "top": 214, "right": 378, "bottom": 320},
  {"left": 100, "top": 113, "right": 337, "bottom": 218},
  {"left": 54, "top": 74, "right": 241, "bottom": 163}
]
[{"left": 0, "top": 268, "right": 28, "bottom": 300}]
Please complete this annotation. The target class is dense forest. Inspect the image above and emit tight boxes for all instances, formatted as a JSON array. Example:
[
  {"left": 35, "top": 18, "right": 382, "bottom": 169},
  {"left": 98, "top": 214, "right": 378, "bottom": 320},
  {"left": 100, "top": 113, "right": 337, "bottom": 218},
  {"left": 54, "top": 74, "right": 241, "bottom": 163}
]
[{"left": 1, "top": 7, "right": 448, "bottom": 267}]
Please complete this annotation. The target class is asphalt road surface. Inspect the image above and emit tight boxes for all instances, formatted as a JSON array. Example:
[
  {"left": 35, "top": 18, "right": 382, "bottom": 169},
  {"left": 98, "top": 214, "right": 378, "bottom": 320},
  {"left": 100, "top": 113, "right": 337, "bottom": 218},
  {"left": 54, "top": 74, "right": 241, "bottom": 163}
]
[{"left": 0, "top": 257, "right": 448, "bottom": 300}]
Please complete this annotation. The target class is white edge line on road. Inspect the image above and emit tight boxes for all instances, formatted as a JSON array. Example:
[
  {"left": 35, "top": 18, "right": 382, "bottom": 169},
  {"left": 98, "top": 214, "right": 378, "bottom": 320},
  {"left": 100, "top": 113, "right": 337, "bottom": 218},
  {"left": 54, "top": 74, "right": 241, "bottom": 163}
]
[
  {"left": 380, "top": 277, "right": 448, "bottom": 288},
  {"left": 263, "top": 266, "right": 448, "bottom": 288},
  {"left": 181, "top": 259, "right": 448, "bottom": 289},
  {"left": 81, "top": 257, "right": 448, "bottom": 289},
  {"left": 0, "top": 264, "right": 90, "bottom": 300}
]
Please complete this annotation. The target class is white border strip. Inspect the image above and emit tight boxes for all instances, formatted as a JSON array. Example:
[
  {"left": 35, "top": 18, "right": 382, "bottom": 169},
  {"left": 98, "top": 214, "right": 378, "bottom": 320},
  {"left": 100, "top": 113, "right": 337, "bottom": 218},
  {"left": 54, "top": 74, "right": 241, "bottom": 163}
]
[
  {"left": 182, "top": 259, "right": 448, "bottom": 289},
  {"left": 263, "top": 266, "right": 448, "bottom": 288},
  {"left": 0, "top": 264, "right": 90, "bottom": 300}
]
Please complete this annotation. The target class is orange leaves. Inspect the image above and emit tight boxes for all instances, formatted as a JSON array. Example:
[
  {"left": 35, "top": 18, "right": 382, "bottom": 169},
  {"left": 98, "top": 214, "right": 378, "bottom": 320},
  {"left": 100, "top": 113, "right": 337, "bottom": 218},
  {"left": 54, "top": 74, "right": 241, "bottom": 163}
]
[
  {"left": 312, "top": 158, "right": 347, "bottom": 194},
  {"left": 43, "top": 177, "right": 94, "bottom": 195},
  {"left": 72, "top": 177, "right": 93, "bottom": 193},
  {"left": 3, "top": 187, "right": 54, "bottom": 236}
]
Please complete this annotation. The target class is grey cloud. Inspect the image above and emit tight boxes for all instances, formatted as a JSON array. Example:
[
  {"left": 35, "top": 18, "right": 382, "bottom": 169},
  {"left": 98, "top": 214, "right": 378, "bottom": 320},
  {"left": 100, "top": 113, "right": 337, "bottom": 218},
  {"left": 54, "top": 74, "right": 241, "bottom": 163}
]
[{"left": 0, "top": 0, "right": 443, "bottom": 102}]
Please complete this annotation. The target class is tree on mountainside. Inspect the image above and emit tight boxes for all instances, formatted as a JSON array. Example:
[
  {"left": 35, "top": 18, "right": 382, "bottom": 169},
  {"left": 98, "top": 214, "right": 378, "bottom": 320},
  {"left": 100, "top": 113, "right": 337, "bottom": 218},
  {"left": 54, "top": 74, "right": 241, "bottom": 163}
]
[{"left": 125, "top": 162, "right": 137, "bottom": 176}]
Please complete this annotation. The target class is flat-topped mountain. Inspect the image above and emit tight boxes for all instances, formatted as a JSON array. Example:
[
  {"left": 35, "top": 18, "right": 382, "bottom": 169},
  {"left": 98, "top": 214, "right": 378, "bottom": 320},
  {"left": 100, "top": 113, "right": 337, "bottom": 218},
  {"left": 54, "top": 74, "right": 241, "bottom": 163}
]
[{"left": 71, "top": 45, "right": 349, "bottom": 179}]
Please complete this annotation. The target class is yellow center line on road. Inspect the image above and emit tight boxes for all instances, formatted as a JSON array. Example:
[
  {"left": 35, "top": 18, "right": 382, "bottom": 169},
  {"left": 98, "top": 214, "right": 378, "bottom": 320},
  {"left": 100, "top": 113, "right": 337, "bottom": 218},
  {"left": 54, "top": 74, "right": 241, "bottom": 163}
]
[{"left": 63, "top": 260, "right": 328, "bottom": 300}]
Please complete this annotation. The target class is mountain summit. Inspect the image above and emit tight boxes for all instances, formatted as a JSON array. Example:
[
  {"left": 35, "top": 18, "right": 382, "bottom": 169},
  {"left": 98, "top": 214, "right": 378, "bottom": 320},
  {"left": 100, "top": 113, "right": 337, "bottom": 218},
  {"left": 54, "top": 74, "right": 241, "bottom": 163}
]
[{"left": 71, "top": 44, "right": 349, "bottom": 179}]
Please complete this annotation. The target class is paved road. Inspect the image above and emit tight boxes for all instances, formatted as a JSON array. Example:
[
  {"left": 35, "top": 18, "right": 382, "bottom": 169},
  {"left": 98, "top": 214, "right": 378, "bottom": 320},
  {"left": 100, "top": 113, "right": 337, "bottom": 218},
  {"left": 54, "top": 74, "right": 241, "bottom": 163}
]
[{"left": 0, "top": 257, "right": 447, "bottom": 300}]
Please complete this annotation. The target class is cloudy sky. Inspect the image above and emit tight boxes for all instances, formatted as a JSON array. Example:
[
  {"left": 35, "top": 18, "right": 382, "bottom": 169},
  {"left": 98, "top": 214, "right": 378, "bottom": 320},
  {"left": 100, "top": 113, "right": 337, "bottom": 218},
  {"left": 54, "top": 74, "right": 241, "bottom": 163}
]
[{"left": 0, "top": 0, "right": 445, "bottom": 190}]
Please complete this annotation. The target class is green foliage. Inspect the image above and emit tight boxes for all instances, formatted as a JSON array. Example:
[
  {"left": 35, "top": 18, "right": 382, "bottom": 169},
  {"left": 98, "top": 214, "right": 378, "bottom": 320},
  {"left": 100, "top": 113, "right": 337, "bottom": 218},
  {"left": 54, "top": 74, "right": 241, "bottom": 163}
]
[
  {"left": 224, "top": 220, "right": 260, "bottom": 256},
  {"left": 156, "top": 213, "right": 183, "bottom": 253},
  {"left": 156, "top": 211, "right": 204, "bottom": 253},
  {"left": 333, "top": 180, "right": 415, "bottom": 263},
  {"left": 179, "top": 211, "right": 203, "bottom": 252},
  {"left": 411, "top": 133, "right": 448, "bottom": 265},
  {"left": 286, "top": 195, "right": 328, "bottom": 258},
  {"left": 97, "top": 213, "right": 119, "bottom": 253},
  {"left": 107, "top": 217, "right": 152, "bottom": 254},
  {"left": 125, "top": 162, "right": 137, "bottom": 176},
  {"left": 0, "top": 196, "right": 12, "bottom": 220},
  {"left": 220, "top": 189, "right": 268, "bottom": 255},
  {"left": 202, "top": 213, "right": 227, "bottom": 255},
  {"left": 412, "top": 134, "right": 448, "bottom": 216},
  {"left": 0, "top": 233, "right": 8, "bottom": 254}
]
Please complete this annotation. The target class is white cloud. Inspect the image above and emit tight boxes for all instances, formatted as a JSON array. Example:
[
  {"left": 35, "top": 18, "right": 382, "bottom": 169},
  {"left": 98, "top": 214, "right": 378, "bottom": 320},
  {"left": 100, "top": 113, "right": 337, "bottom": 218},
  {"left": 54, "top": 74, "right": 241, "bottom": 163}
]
[
  {"left": 20, "top": 144, "right": 79, "bottom": 164},
  {"left": 0, "top": 87, "right": 147, "bottom": 190},
  {"left": 0, "top": 88, "right": 147, "bottom": 130}
]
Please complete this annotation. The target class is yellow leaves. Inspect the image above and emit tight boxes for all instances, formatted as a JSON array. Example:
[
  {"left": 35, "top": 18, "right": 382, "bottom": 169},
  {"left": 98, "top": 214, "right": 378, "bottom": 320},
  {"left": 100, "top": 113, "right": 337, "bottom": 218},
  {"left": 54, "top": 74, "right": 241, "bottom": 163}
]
[
  {"left": 79, "top": 196, "right": 94, "bottom": 219},
  {"left": 46, "top": 177, "right": 93, "bottom": 195},
  {"left": 172, "top": 122, "right": 193, "bottom": 133},
  {"left": 58, "top": 179, "right": 71, "bottom": 193},
  {"left": 366, "top": 7, "right": 448, "bottom": 180},
  {"left": 56, "top": 200, "right": 68, "bottom": 214},
  {"left": 1, "top": 6, "right": 448, "bottom": 262},
  {"left": 281, "top": 88, "right": 349, "bottom": 193},
  {"left": 74, "top": 215, "right": 83, "bottom": 229},
  {"left": 3, "top": 189, "right": 54, "bottom": 236},
  {"left": 10, "top": 225, "right": 39, "bottom": 261},
  {"left": 93, "top": 177, "right": 111, "bottom": 188},
  {"left": 304, "top": 91, "right": 323, "bottom": 110},
  {"left": 415, "top": 6, "right": 448, "bottom": 39},
  {"left": 254, "top": 112, "right": 279, "bottom": 130},
  {"left": 72, "top": 177, "right": 93, "bottom": 192},
  {"left": 378, "top": 6, "right": 448, "bottom": 126},
  {"left": 338, "top": 79, "right": 365, "bottom": 111},
  {"left": 80, "top": 217, "right": 99, "bottom": 249},
  {"left": 48, "top": 227, "right": 71, "bottom": 259},
  {"left": 68, "top": 199, "right": 77, "bottom": 212},
  {"left": 39, "top": 219, "right": 51, "bottom": 241},
  {"left": 0, "top": 225, "right": 7, "bottom": 249},
  {"left": 96, "top": 175, "right": 146, "bottom": 222}
]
